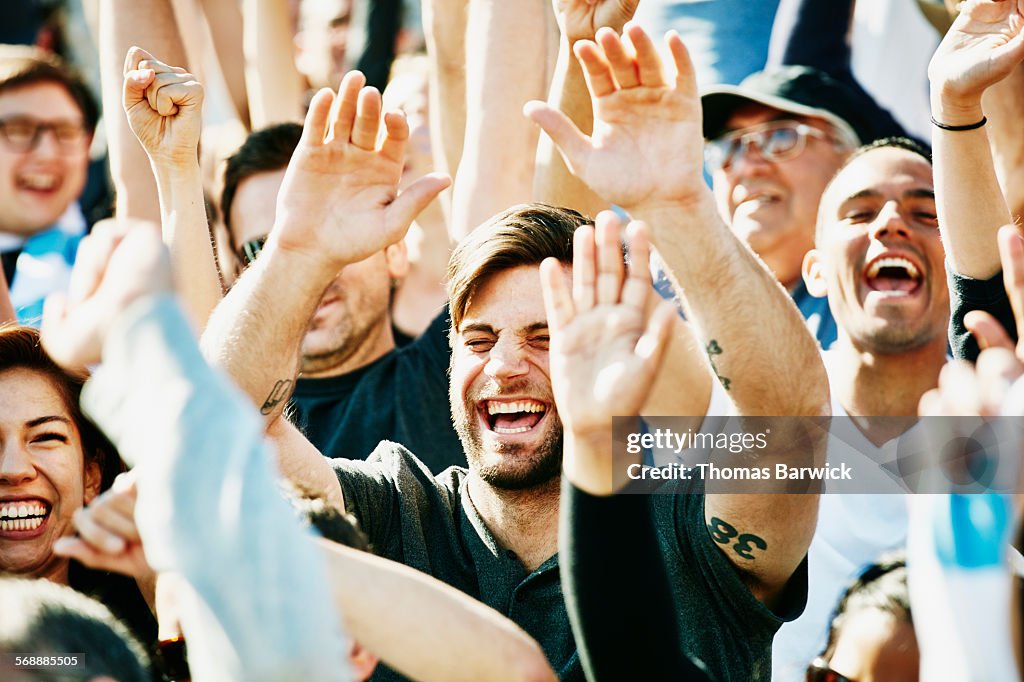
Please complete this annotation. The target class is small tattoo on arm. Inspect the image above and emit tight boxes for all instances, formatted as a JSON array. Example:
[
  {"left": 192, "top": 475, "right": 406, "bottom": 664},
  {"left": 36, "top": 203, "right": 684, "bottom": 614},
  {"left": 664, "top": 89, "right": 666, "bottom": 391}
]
[
  {"left": 707, "top": 516, "right": 767, "bottom": 560},
  {"left": 705, "top": 340, "right": 731, "bottom": 391},
  {"left": 260, "top": 379, "right": 293, "bottom": 415}
]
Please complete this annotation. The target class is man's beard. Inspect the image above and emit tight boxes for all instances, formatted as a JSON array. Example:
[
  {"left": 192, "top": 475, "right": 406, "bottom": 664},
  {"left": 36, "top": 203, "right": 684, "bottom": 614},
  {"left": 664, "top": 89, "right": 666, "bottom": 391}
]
[{"left": 451, "top": 391, "right": 564, "bottom": 491}]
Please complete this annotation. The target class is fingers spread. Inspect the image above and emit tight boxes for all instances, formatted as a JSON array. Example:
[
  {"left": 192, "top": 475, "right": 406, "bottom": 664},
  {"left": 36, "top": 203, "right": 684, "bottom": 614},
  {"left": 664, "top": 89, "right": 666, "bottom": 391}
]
[
  {"left": 541, "top": 257, "right": 574, "bottom": 335},
  {"left": 574, "top": 40, "right": 618, "bottom": 98},
  {"left": 573, "top": 224, "right": 597, "bottom": 311},
  {"left": 351, "top": 86, "right": 383, "bottom": 150},
  {"left": 302, "top": 89, "right": 335, "bottom": 147},
  {"left": 626, "top": 24, "right": 666, "bottom": 87},
  {"left": 378, "top": 110, "right": 410, "bottom": 164},
  {"left": 666, "top": 31, "right": 699, "bottom": 96},
  {"left": 621, "top": 220, "right": 654, "bottom": 311},
  {"left": 330, "top": 71, "right": 366, "bottom": 144},
  {"left": 523, "top": 101, "right": 592, "bottom": 174},
  {"left": 595, "top": 211, "right": 625, "bottom": 306},
  {"left": 385, "top": 173, "right": 452, "bottom": 238},
  {"left": 635, "top": 300, "right": 676, "bottom": 372},
  {"left": 598, "top": 27, "right": 639, "bottom": 89}
]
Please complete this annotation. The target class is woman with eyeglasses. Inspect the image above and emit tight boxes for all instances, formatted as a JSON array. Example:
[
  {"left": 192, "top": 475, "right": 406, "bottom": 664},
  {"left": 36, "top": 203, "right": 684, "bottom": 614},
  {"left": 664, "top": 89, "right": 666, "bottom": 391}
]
[{"left": 805, "top": 555, "right": 917, "bottom": 682}]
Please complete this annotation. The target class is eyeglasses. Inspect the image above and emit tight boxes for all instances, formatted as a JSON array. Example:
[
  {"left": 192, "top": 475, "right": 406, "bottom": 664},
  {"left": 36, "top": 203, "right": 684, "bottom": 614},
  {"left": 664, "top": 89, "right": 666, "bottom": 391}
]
[
  {"left": 237, "top": 236, "right": 267, "bottom": 267},
  {"left": 704, "top": 120, "right": 851, "bottom": 173},
  {"left": 0, "top": 116, "right": 87, "bottom": 153},
  {"left": 805, "top": 657, "right": 854, "bottom": 682}
]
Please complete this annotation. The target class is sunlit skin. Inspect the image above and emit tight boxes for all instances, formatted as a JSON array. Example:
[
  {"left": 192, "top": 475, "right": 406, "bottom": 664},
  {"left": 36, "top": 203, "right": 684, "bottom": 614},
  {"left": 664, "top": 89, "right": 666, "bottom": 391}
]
[
  {"left": 229, "top": 168, "right": 406, "bottom": 377},
  {"left": 711, "top": 104, "right": 848, "bottom": 289},
  {"left": 0, "top": 82, "right": 90, "bottom": 237},
  {"left": 827, "top": 608, "right": 919, "bottom": 682},
  {"left": 450, "top": 265, "right": 569, "bottom": 491},
  {"left": 804, "top": 148, "right": 947, "bottom": 356},
  {"left": 0, "top": 368, "right": 100, "bottom": 584}
]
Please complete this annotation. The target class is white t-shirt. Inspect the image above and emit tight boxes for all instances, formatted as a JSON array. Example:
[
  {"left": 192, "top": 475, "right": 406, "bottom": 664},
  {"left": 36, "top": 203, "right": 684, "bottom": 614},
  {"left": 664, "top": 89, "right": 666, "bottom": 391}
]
[{"left": 771, "top": 351, "right": 911, "bottom": 681}]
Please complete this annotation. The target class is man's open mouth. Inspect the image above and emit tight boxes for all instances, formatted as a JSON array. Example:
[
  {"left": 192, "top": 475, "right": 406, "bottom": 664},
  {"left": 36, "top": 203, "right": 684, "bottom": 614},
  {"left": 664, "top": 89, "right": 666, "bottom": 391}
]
[
  {"left": 864, "top": 255, "right": 923, "bottom": 295},
  {"left": 482, "top": 399, "right": 548, "bottom": 435},
  {"left": 0, "top": 499, "right": 50, "bottom": 533}
]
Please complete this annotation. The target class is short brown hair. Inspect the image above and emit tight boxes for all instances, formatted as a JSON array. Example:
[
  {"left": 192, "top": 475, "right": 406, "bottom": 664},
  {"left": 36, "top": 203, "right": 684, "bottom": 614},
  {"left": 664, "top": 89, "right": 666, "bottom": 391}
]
[
  {"left": 446, "top": 203, "right": 588, "bottom": 331},
  {"left": 0, "top": 45, "right": 98, "bottom": 132},
  {"left": 221, "top": 123, "right": 302, "bottom": 238}
]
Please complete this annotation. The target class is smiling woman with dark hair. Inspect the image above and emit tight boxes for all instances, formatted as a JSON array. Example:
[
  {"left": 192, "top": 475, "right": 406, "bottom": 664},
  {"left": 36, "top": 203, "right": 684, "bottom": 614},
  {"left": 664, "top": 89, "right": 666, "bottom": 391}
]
[{"left": 0, "top": 323, "right": 154, "bottom": 644}]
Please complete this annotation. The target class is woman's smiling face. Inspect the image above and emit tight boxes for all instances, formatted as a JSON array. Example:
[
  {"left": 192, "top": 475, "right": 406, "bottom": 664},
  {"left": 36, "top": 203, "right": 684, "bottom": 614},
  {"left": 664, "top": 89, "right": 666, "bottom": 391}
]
[{"left": 0, "top": 367, "right": 100, "bottom": 583}]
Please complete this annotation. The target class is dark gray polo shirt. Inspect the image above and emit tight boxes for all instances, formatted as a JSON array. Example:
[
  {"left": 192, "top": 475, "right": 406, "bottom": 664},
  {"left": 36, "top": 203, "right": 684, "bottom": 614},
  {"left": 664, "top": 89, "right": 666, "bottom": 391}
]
[
  {"left": 333, "top": 443, "right": 805, "bottom": 681},
  {"left": 331, "top": 443, "right": 581, "bottom": 681}
]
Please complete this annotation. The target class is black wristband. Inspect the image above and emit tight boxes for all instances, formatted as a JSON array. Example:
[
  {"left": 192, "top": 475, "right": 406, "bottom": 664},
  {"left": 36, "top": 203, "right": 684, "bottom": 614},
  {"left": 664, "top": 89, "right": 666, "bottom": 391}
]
[{"left": 930, "top": 115, "right": 987, "bottom": 131}]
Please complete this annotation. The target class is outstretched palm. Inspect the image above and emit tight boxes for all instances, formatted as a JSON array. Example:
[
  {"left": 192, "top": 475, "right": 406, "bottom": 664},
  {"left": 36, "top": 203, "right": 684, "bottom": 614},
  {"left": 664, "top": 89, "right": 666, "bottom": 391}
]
[
  {"left": 527, "top": 26, "right": 705, "bottom": 211},
  {"left": 273, "top": 72, "right": 451, "bottom": 267},
  {"left": 542, "top": 213, "right": 674, "bottom": 438},
  {"left": 929, "top": 0, "right": 1024, "bottom": 102}
]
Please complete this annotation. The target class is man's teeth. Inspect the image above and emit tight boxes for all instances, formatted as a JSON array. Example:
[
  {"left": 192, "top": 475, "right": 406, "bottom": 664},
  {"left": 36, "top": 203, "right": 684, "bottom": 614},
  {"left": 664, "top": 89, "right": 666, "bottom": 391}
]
[
  {"left": 867, "top": 257, "right": 919, "bottom": 279},
  {"left": 493, "top": 425, "right": 532, "bottom": 434},
  {"left": 487, "top": 401, "right": 545, "bottom": 415},
  {"left": 20, "top": 173, "right": 57, "bottom": 190},
  {"left": 0, "top": 502, "right": 47, "bottom": 531}
]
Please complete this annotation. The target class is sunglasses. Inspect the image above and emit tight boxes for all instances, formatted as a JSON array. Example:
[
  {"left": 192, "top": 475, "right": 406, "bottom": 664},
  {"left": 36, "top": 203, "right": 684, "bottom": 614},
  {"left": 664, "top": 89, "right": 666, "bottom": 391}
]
[
  {"left": 805, "top": 657, "right": 854, "bottom": 682},
  {"left": 236, "top": 236, "right": 267, "bottom": 267},
  {"left": 704, "top": 120, "right": 851, "bottom": 173}
]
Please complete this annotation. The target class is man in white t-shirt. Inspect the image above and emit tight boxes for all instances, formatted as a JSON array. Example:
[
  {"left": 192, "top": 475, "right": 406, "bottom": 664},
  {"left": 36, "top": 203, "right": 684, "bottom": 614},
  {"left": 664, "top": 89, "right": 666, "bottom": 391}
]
[{"left": 770, "top": 137, "right": 948, "bottom": 680}]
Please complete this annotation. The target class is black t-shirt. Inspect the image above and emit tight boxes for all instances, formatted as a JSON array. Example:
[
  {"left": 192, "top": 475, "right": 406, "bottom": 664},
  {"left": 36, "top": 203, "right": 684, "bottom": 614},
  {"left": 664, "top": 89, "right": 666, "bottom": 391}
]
[
  {"left": 333, "top": 444, "right": 802, "bottom": 681},
  {"left": 288, "top": 309, "right": 466, "bottom": 473}
]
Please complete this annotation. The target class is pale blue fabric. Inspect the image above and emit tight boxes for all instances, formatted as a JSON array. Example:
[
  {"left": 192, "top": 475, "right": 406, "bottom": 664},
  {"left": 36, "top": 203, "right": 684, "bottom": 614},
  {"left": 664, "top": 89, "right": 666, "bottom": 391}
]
[{"left": 82, "top": 295, "right": 351, "bottom": 682}]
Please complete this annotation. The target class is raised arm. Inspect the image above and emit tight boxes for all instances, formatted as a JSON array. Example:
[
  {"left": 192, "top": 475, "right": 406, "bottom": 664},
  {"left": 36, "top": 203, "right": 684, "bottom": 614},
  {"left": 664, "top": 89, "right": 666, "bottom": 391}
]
[
  {"left": 533, "top": 0, "right": 638, "bottom": 217},
  {"left": 422, "top": 0, "right": 468, "bottom": 198},
  {"left": 449, "top": 0, "right": 552, "bottom": 241},
  {"left": 928, "top": 0, "right": 1024, "bottom": 280},
  {"left": 122, "top": 47, "right": 222, "bottom": 329},
  {"left": 242, "top": 0, "right": 304, "bottom": 128},
  {"left": 41, "top": 223, "right": 351, "bottom": 682},
  {"left": 321, "top": 540, "right": 557, "bottom": 682},
  {"left": 528, "top": 26, "right": 828, "bottom": 598},
  {"left": 99, "top": 0, "right": 187, "bottom": 223}
]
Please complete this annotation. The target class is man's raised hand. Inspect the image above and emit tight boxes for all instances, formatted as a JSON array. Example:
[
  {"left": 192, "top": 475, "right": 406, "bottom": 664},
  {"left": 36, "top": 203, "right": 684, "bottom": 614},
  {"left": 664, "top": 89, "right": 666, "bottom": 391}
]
[
  {"left": 123, "top": 47, "right": 204, "bottom": 167},
  {"left": 542, "top": 211, "right": 674, "bottom": 440},
  {"left": 271, "top": 72, "right": 451, "bottom": 269},
  {"left": 929, "top": 0, "right": 1024, "bottom": 123},
  {"left": 526, "top": 25, "right": 704, "bottom": 211}
]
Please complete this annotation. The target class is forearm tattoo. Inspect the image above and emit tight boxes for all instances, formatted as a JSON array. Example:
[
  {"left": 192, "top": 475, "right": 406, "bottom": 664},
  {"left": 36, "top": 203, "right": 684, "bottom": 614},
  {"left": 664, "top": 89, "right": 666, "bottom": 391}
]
[
  {"left": 705, "top": 339, "right": 731, "bottom": 391},
  {"left": 707, "top": 516, "right": 767, "bottom": 561},
  {"left": 260, "top": 379, "right": 293, "bottom": 415}
]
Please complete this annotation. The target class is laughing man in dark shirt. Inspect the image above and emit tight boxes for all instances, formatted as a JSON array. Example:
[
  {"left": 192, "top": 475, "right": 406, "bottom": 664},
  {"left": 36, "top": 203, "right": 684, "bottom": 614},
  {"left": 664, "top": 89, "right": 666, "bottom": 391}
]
[{"left": 202, "top": 47, "right": 826, "bottom": 680}]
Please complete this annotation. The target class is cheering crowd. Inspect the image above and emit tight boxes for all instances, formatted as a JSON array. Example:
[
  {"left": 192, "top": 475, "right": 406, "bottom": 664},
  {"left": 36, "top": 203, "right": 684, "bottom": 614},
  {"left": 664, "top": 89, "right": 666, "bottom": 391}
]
[{"left": 1, "top": 0, "right": 1022, "bottom": 680}]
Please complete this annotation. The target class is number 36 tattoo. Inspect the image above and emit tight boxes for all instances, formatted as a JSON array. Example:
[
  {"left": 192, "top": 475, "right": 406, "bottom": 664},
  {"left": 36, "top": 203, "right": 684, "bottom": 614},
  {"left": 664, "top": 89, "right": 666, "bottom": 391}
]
[{"left": 707, "top": 517, "right": 767, "bottom": 560}]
